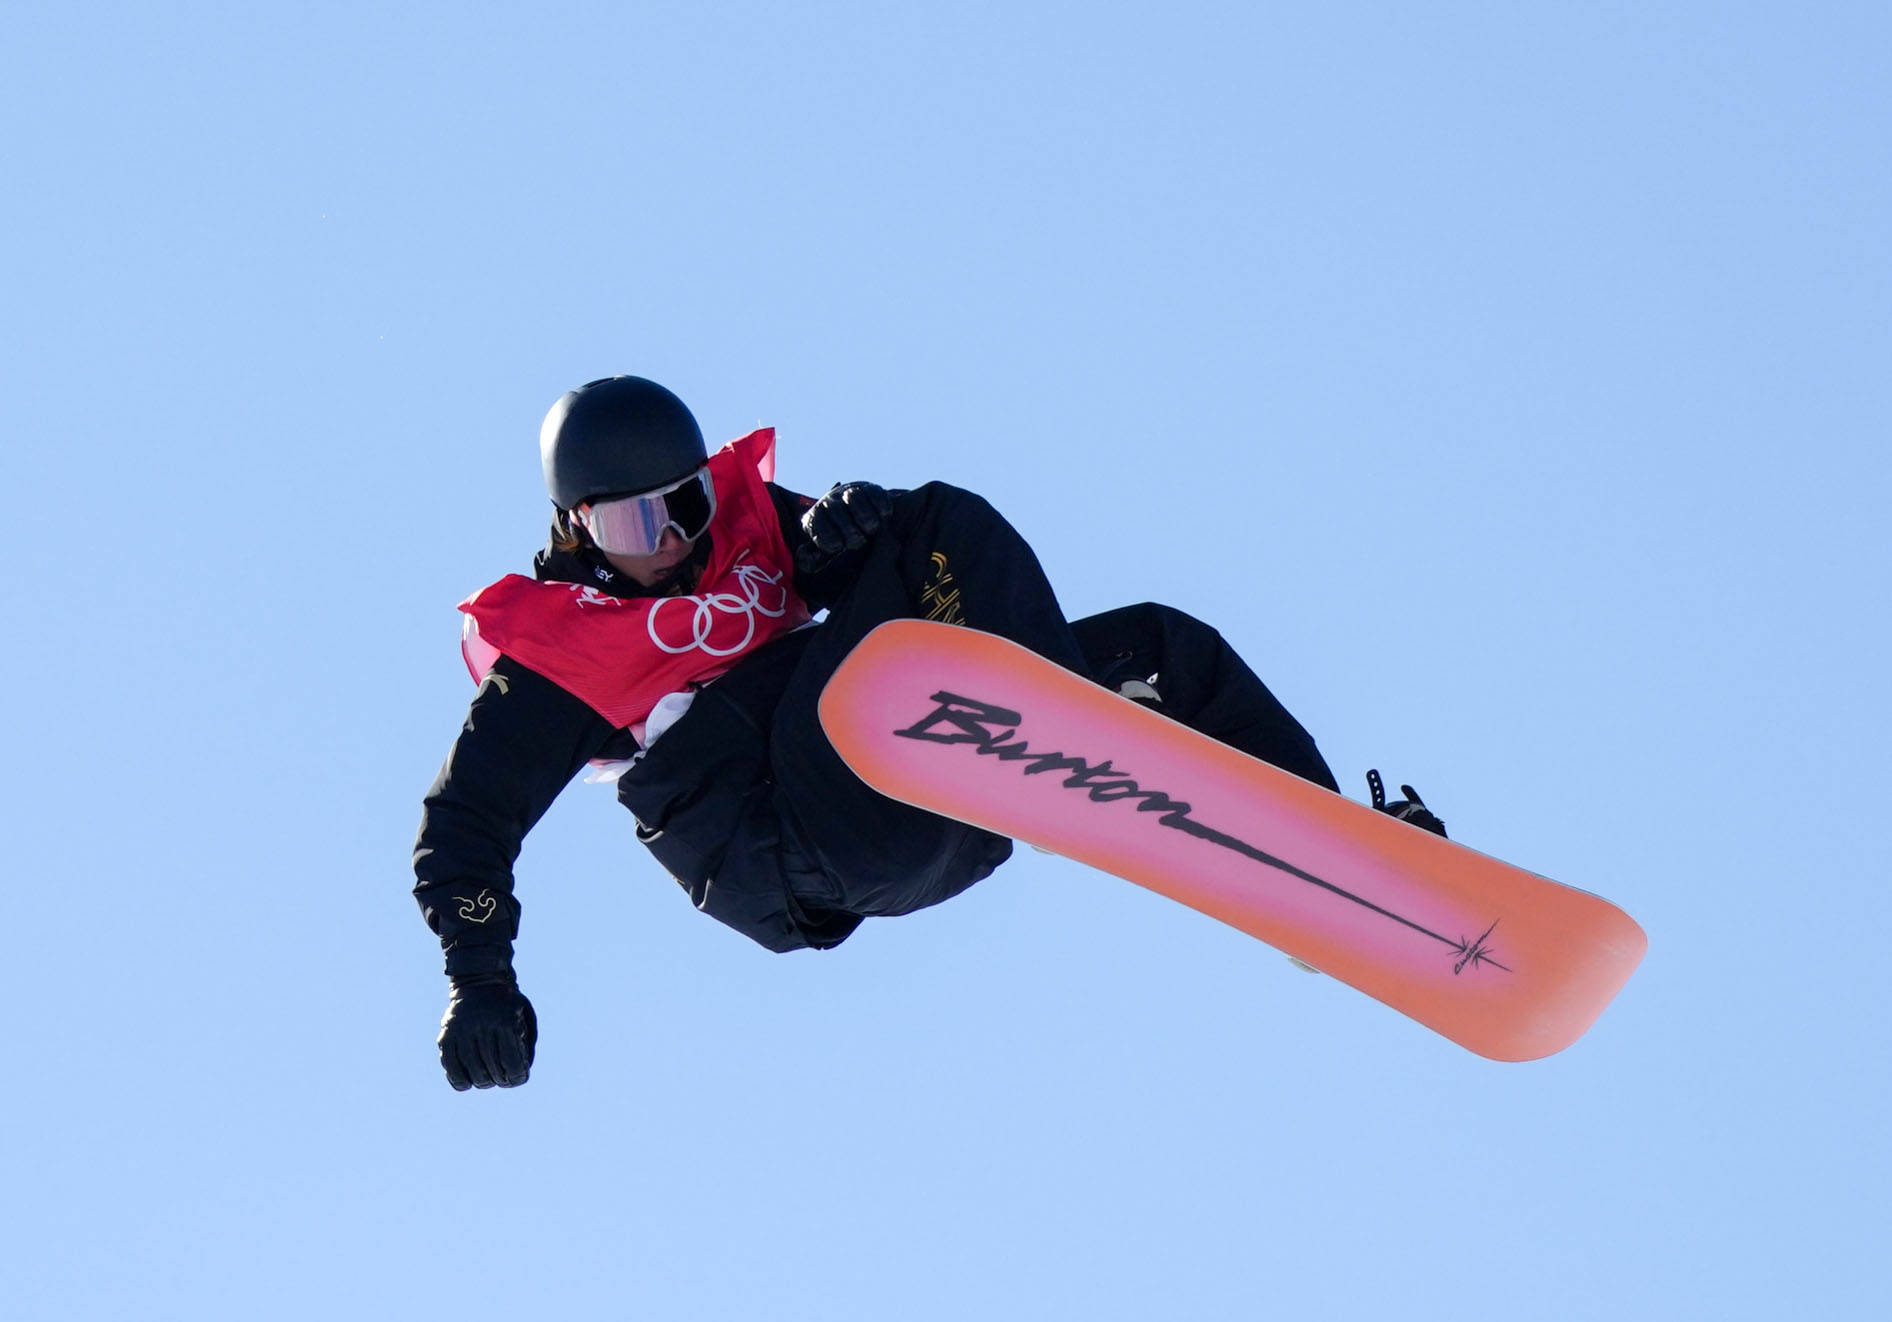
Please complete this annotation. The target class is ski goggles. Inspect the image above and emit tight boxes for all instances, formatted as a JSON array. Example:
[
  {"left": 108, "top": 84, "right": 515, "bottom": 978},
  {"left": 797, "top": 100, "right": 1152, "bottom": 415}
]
[{"left": 572, "top": 467, "right": 717, "bottom": 556}]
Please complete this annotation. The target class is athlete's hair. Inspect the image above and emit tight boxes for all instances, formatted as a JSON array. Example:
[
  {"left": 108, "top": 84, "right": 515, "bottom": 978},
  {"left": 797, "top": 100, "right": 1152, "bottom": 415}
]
[{"left": 549, "top": 509, "right": 588, "bottom": 553}]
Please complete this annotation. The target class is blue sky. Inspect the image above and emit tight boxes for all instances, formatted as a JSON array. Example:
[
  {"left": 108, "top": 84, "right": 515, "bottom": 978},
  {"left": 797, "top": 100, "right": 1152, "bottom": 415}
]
[{"left": 3, "top": 2, "right": 1887, "bottom": 1317}]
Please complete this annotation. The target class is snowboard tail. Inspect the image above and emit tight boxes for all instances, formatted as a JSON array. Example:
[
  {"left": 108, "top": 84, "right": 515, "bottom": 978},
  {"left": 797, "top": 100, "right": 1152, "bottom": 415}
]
[{"left": 818, "top": 620, "right": 1646, "bottom": 1061}]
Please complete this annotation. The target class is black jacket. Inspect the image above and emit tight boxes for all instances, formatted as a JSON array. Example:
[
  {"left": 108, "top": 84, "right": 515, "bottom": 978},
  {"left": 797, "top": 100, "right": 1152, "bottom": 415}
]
[{"left": 412, "top": 484, "right": 862, "bottom": 976}]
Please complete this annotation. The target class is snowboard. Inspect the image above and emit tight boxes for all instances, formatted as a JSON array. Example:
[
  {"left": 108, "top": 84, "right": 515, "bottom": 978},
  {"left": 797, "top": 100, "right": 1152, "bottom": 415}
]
[{"left": 817, "top": 619, "right": 1646, "bottom": 1061}]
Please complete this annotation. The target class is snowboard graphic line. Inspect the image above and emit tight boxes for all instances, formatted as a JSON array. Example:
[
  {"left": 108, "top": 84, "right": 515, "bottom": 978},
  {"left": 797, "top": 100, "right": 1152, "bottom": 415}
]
[
  {"left": 819, "top": 620, "right": 1646, "bottom": 1060},
  {"left": 893, "top": 689, "right": 1512, "bottom": 975}
]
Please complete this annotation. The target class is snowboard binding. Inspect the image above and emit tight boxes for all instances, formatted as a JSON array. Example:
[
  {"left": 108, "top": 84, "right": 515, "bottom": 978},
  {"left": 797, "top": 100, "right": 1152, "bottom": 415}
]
[{"left": 1367, "top": 769, "right": 1448, "bottom": 838}]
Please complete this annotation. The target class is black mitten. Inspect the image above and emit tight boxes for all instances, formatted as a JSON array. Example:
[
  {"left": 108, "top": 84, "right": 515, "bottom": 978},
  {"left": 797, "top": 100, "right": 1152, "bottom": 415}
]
[
  {"left": 795, "top": 482, "right": 894, "bottom": 575},
  {"left": 437, "top": 973, "right": 538, "bottom": 1091}
]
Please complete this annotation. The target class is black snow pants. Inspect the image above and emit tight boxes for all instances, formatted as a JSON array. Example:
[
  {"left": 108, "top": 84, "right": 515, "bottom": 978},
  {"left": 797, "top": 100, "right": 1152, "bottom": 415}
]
[{"left": 755, "top": 482, "right": 1337, "bottom": 944}]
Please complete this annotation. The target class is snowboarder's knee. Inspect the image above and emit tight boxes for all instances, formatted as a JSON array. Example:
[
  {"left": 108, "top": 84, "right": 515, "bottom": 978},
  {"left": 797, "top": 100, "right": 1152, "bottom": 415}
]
[
  {"left": 1092, "top": 601, "right": 1224, "bottom": 645},
  {"left": 887, "top": 482, "right": 1021, "bottom": 549},
  {"left": 896, "top": 481, "right": 999, "bottom": 523}
]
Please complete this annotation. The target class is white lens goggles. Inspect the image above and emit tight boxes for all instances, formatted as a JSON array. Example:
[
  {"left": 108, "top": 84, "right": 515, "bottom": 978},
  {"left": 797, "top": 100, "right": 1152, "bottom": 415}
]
[{"left": 572, "top": 467, "right": 717, "bottom": 556}]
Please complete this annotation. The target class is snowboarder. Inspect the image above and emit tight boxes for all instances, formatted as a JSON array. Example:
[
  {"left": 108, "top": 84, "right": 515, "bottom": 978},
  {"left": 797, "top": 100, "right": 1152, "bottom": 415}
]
[{"left": 415, "top": 374, "right": 1439, "bottom": 1090}]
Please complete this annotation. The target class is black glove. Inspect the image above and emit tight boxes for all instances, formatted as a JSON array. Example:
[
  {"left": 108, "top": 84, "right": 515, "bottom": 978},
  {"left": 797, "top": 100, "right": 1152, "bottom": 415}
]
[
  {"left": 795, "top": 482, "right": 894, "bottom": 576},
  {"left": 1366, "top": 769, "right": 1448, "bottom": 838},
  {"left": 437, "top": 974, "right": 537, "bottom": 1091}
]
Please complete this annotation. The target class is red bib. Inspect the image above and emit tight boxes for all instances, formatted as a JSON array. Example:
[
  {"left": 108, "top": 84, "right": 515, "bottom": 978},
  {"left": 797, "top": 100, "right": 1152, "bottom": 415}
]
[{"left": 459, "top": 429, "right": 812, "bottom": 730}]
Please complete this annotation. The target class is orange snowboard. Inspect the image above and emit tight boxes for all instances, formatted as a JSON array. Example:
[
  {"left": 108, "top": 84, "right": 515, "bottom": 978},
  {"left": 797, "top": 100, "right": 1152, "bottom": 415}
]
[{"left": 818, "top": 620, "right": 1646, "bottom": 1061}]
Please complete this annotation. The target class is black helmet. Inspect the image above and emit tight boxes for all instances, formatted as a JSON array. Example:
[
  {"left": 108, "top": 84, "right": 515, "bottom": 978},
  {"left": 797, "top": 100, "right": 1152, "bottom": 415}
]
[{"left": 539, "top": 375, "right": 707, "bottom": 509}]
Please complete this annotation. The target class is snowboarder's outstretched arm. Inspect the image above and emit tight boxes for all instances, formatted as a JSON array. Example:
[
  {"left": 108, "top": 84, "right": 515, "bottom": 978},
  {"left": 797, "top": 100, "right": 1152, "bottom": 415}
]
[{"left": 414, "top": 654, "right": 614, "bottom": 1088}]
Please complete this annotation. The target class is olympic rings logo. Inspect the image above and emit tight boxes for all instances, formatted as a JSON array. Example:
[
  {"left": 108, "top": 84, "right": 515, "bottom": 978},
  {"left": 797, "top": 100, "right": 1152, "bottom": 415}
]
[{"left": 646, "top": 559, "right": 790, "bottom": 657}]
